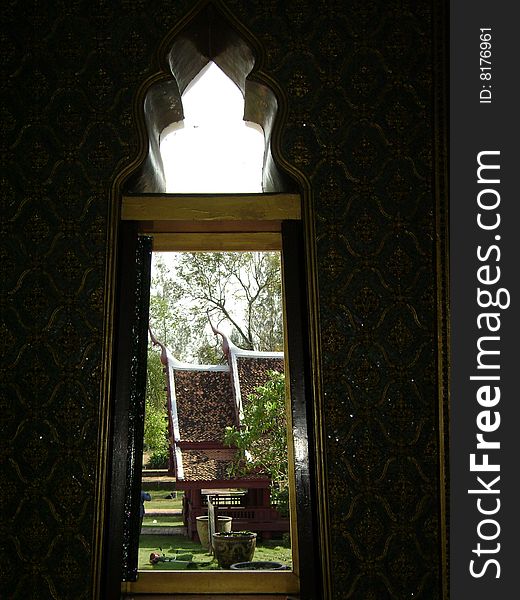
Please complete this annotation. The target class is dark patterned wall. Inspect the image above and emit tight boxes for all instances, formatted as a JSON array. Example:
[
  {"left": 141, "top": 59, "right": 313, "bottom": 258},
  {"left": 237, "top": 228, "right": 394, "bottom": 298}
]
[{"left": 1, "top": 1, "right": 447, "bottom": 598}]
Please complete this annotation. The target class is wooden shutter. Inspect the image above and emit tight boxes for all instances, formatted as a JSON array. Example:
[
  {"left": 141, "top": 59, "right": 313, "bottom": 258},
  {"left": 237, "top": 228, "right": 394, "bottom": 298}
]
[{"left": 104, "top": 224, "right": 152, "bottom": 594}]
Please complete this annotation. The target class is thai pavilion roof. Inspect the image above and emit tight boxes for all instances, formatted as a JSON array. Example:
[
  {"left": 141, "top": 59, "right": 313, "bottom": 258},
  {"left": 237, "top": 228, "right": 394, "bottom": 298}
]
[
  {"left": 171, "top": 367, "right": 235, "bottom": 443},
  {"left": 150, "top": 328, "right": 284, "bottom": 485}
]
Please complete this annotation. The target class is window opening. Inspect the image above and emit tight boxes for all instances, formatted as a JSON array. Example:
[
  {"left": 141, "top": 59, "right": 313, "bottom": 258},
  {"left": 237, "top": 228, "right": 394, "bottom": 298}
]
[
  {"left": 133, "top": 60, "right": 298, "bottom": 585},
  {"left": 140, "top": 250, "right": 292, "bottom": 573},
  {"left": 160, "top": 62, "right": 265, "bottom": 193}
]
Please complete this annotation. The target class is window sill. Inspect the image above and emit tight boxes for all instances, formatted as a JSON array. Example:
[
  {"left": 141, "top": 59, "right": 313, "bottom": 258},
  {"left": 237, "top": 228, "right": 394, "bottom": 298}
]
[{"left": 122, "top": 571, "right": 299, "bottom": 596}]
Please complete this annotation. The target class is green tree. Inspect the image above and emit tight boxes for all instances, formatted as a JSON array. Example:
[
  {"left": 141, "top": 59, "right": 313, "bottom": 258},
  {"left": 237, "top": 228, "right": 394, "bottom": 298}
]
[
  {"left": 148, "top": 251, "right": 283, "bottom": 362},
  {"left": 224, "top": 370, "right": 288, "bottom": 504},
  {"left": 144, "top": 349, "right": 168, "bottom": 463},
  {"left": 146, "top": 348, "right": 166, "bottom": 411},
  {"left": 143, "top": 397, "right": 168, "bottom": 453},
  {"left": 174, "top": 251, "right": 283, "bottom": 352},
  {"left": 148, "top": 256, "right": 192, "bottom": 358}
]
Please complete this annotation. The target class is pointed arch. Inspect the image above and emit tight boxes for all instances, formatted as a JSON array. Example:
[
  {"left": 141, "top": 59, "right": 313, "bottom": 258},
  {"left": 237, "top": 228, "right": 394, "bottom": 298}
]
[
  {"left": 122, "top": 0, "right": 296, "bottom": 194},
  {"left": 160, "top": 61, "right": 265, "bottom": 193}
]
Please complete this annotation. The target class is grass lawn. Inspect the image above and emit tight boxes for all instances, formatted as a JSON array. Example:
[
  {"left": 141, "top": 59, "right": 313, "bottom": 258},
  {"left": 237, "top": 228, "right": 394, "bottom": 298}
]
[
  {"left": 139, "top": 534, "right": 291, "bottom": 571},
  {"left": 143, "top": 488, "right": 183, "bottom": 511}
]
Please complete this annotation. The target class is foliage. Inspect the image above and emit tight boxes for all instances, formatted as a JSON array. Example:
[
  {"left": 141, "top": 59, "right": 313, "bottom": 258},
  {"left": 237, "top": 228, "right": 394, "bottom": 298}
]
[
  {"left": 148, "top": 257, "right": 192, "bottom": 358},
  {"left": 144, "top": 395, "right": 168, "bottom": 454},
  {"left": 147, "top": 448, "right": 169, "bottom": 469},
  {"left": 143, "top": 325, "right": 168, "bottom": 458},
  {"left": 146, "top": 348, "right": 167, "bottom": 410},
  {"left": 213, "top": 530, "right": 255, "bottom": 537},
  {"left": 149, "top": 252, "right": 283, "bottom": 362},
  {"left": 224, "top": 370, "right": 288, "bottom": 504}
]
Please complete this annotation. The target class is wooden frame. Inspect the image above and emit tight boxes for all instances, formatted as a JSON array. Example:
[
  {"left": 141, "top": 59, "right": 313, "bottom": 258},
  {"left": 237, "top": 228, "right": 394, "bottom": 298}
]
[
  {"left": 121, "top": 193, "right": 301, "bottom": 250},
  {"left": 122, "top": 194, "right": 301, "bottom": 225},
  {"left": 122, "top": 571, "right": 299, "bottom": 595},
  {"left": 149, "top": 232, "right": 280, "bottom": 251}
]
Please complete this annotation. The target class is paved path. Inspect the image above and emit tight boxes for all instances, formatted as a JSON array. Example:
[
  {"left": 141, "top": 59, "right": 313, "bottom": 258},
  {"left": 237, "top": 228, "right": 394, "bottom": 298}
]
[
  {"left": 142, "top": 475, "right": 176, "bottom": 483},
  {"left": 146, "top": 508, "right": 182, "bottom": 516},
  {"left": 141, "top": 525, "right": 186, "bottom": 535},
  {"left": 143, "top": 507, "right": 184, "bottom": 534}
]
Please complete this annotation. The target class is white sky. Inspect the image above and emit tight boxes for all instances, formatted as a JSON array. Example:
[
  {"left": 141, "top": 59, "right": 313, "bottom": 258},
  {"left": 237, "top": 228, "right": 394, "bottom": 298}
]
[
  {"left": 155, "top": 63, "right": 268, "bottom": 344},
  {"left": 160, "top": 62, "right": 265, "bottom": 193}
]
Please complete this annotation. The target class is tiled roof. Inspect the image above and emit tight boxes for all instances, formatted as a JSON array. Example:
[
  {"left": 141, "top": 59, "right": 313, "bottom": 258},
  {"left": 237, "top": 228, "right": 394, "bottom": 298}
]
[
  {"left": 180, "top": 449, "right": 268, "bottom": 483},
  {"left": 236, "top": 356, "right": 284, "bottom": 407},
  {"left": 153, "top": 328, "right": 285, "bottom": 485},
  {"left": 181, "top": 450, "right": 234, "bottom": 481},
  {"left": 173, "top": 369, "right": 236, "bottom": 443}
]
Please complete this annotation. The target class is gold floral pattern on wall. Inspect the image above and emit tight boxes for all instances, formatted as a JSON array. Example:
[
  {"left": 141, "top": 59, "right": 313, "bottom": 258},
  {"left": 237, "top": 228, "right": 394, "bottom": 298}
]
[{"left": 1, "top": 1, "right": 447, "bottom": 598}]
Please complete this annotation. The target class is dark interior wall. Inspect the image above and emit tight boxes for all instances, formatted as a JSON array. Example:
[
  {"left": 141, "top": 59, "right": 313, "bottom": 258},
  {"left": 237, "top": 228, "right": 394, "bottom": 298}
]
[{"left": 1, "top": 1, "right": 448, "bottom": 598}]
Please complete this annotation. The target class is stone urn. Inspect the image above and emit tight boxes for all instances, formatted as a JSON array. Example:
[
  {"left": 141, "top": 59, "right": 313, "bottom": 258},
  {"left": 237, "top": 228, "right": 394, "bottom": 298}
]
[
  {"left": 212, "top": 531, "right": 257, "bottom": 569},
  {"left": 196, "top": 515, "right": 232, "bottom": 550}
]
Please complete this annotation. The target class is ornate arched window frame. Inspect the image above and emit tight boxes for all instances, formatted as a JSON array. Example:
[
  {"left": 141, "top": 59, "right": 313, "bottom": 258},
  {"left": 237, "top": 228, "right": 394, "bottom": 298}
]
[{"left": 99, "top": 2, "right": 327, "bottom": 597}]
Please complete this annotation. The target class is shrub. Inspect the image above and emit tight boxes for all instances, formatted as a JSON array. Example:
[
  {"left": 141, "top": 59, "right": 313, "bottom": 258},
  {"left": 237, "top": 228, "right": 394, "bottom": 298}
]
[
  {"left": 224, "top": 370, "right": 287, "bottom": 503},
  {"left": 144, "top": 398, "right": 168, "bottom": 453},
  {"left": 147, "top": 448, "right": 169, "bottom": 469}
]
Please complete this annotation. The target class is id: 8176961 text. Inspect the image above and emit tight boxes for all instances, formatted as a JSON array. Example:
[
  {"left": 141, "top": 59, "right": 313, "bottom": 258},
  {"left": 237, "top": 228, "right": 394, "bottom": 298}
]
[{"left": 479, "top": 28, "right": 492, "bottom": 104}]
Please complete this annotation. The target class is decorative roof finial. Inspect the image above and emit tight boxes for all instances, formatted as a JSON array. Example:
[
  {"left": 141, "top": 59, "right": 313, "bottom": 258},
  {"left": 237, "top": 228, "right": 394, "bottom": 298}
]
[
  {"left": 207, "top": 309, "right": 231, "bottom": 359},
  {"left": 149, "top": 327, "right": 169, "bottom": 366}
]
